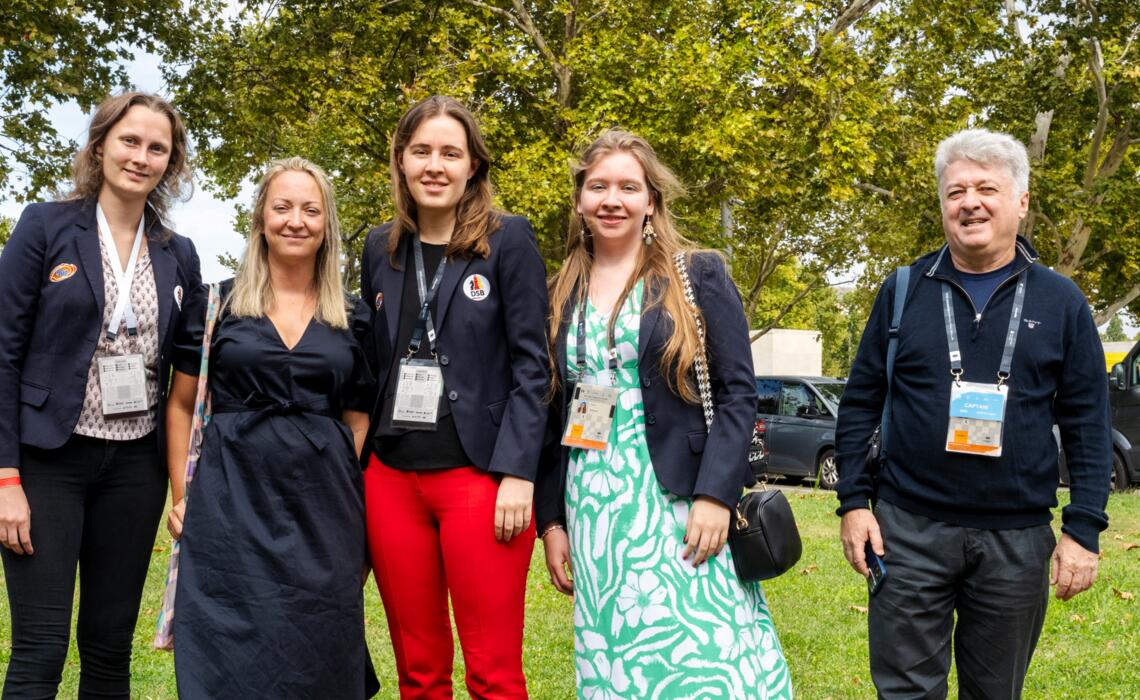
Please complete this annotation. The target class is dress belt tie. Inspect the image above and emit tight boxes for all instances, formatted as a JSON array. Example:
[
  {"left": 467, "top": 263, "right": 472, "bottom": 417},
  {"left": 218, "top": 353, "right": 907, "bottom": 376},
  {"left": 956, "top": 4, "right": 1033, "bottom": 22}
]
[{"left": 212, "top": 391, "right": 331, "bottom": 452}]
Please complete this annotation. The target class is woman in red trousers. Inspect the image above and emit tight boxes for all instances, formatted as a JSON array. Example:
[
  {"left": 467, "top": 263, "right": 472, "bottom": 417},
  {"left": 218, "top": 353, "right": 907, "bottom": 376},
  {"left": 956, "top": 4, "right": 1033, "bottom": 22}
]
[{"left": 359, "top": 95, "right": 550, "bottom": 699}]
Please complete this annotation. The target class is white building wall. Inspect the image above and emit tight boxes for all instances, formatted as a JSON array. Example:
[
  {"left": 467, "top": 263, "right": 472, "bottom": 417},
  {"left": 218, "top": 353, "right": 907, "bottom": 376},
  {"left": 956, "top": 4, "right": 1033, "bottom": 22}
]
[{"left": 750, "top": 328, "right": 823, "bottom": 376}]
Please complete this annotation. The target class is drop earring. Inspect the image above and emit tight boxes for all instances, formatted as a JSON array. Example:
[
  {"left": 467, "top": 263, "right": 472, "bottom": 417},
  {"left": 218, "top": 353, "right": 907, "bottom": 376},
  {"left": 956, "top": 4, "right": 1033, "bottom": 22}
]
[{"left": 642, "top": 217, "right": 657, "bottom": 246}]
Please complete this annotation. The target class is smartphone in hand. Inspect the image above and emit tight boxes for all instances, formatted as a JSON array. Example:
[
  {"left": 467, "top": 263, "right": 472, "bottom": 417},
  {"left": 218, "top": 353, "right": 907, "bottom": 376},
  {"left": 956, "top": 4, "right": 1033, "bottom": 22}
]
[{"left": 865, "top": 542, "right": 887, "bottom": 596}]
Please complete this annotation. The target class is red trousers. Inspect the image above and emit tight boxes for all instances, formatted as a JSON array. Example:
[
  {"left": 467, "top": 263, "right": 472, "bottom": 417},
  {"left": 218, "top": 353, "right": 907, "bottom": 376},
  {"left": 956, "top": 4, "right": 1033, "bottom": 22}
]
[{"left": 365, "top": 456, "right": 534, "bottom": 699}]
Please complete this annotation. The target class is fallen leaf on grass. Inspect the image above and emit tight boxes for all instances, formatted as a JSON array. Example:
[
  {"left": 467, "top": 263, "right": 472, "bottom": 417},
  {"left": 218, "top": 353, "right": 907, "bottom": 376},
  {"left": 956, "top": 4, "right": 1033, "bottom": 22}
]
[
  {"left": 1106, "top": 640, "right": 1114, "bottom": 651},
  {"left": 849, "top": 604, "right": 868, "bottom": 614},
  {"left": 1113, "top": 534, "right": 1124, "bottom": 541},
  {"left": 1123, "top": 543, "right": 1139, "bottom": 551},
  {"left": 1098, "top": 551, "right": 1106, "bottom": 559},
  {"left": 1111, "top": 588, "right": 1134, "bottom": 601},
  {"left": 1070, "top": 614, "right": 1085, "bottom": 623},
  {"left": 152, "top": 546, "right": 167, "bottom": 553},
  {"left": 799, "top": 564, "right": 819, "bottom": 575}
]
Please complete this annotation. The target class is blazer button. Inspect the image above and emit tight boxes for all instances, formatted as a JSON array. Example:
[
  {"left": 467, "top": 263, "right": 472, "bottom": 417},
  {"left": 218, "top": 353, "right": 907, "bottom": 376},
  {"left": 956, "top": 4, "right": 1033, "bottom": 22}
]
[
  {"left": 439, "top": 354, "right": 450, "bottom": 366},
  {"left": 641, "top": 377, "right": 651, "bottom": 388},
  {"left": 448, "top": 390, "right": 459, "bottom": 401},
  {"left": 646, "top": 414, "right": 656, "bottom": 425}
]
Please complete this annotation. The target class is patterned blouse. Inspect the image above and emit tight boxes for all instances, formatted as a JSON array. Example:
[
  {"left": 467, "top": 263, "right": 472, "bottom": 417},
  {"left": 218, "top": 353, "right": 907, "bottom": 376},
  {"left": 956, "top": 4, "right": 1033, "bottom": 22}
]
[{"left": 73, "top": 231, "right": 160, "bottom": 440}]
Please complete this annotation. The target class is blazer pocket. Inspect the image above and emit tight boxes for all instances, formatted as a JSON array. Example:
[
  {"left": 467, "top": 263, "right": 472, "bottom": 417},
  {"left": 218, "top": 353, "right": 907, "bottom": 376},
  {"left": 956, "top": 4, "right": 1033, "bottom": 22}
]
[
  {"left": 19, "top": 381, "right": 50, "bottom": 408},
  {"left": 487, "top": 398, "right": 508, "bottom": 426},
  {"left": 687, "top": 430, "right": 707, "bottom": 454}
]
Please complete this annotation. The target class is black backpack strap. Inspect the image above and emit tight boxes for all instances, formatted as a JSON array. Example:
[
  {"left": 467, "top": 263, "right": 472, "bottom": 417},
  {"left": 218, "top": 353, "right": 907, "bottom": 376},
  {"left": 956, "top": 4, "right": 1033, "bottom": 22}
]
[{"left": 879, "top": 266, "right": 911, "bottom": 462}]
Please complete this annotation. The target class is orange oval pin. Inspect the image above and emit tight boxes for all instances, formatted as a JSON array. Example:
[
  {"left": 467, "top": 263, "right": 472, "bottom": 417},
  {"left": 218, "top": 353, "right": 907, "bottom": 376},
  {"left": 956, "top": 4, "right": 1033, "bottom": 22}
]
[{"left": 49, "top": 263, "right": 77, "bottom": 283}]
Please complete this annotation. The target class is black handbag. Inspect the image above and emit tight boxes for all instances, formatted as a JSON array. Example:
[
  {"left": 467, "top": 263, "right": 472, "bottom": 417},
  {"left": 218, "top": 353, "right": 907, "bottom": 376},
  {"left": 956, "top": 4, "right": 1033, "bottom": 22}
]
[
  {"left": 729, "top": 486, "right": 803, "bottom": 581},
  {"left": 673, "top": 253, "right": 802, "bottom": 582}
]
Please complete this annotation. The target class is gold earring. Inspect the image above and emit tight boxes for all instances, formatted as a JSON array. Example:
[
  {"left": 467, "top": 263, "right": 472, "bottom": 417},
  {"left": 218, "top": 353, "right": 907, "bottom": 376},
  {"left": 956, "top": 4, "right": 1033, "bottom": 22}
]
[{"left": 642, "top": 217, "right": 657, "bottom": 246}]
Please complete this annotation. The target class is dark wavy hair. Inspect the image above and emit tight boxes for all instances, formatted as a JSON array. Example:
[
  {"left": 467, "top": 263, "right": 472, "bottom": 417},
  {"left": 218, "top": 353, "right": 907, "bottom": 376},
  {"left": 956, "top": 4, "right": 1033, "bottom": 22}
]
[
  {"left": 68, "top": 92, "right": 193, "bottom": 238},
  {"left": 387, "top": 95, "right": 499, "bottom": 263}
]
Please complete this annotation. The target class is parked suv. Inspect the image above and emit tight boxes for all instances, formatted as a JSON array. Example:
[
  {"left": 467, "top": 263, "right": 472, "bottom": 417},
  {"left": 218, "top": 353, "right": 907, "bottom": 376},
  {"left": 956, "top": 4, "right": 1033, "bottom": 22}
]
[
  {"left": 1054, "top": 339, "right": 1139, "bottom": 491},
  {"left": 750, "top": 376, "right": 845, "bottom": 488},
  {"left": 1103, "top": 341, "right": 1139, "bottom": 489}
]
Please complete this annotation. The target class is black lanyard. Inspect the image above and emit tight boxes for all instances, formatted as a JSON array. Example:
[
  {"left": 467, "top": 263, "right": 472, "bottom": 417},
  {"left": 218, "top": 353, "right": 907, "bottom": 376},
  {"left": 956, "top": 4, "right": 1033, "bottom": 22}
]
[
  {"left": 407, "top": 235, "right": 447, "bottom": 358},
  {"left": 941, "top": 270, "right": 1027, "bottom": 386},
  {"left": 573, "top": 284, "right": 619, "bottom": 380}
]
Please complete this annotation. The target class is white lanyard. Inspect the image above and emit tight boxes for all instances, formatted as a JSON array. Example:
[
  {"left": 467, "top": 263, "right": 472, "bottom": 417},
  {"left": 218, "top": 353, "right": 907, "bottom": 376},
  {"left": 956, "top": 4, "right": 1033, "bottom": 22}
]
[{"left": 95, "top": 204, "right": 145, "bottom": 340}]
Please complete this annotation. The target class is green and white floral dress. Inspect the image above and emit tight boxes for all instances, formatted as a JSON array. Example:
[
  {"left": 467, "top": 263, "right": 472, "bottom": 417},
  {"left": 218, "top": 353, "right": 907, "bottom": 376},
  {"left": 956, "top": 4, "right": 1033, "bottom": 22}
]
[{"left": 566, "top": 282, "right": 793, "bottom": 700}]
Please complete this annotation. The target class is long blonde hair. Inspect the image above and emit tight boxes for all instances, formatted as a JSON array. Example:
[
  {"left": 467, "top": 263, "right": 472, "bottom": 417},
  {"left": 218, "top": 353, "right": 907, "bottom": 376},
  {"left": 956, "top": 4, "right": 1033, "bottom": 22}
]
[
  {"left": 549, "top": 130, "right": 709, "bottom": 403},
  {"left": 227, "top": 157, "right": 349, "bottom": 328},
  {"left": 387, "top": 95, "right": 500, "bottom": 264}
]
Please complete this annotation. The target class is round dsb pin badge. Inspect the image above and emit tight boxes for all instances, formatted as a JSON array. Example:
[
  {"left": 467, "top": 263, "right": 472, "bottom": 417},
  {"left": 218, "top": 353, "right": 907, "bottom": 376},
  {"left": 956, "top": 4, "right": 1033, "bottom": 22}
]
[
  {"left": 49, "top": 263, "right": 78, "bottom": 283},
  {"left": 463, "top": 274, "right": 490, "bottom": 302}
]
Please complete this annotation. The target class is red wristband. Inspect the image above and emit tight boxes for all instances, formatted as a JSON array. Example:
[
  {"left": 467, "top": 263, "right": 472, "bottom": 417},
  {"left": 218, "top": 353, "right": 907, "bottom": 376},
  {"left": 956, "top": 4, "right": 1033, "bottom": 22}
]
[{"left": 0, "top": 476, "right": 21, "bottom": 488}]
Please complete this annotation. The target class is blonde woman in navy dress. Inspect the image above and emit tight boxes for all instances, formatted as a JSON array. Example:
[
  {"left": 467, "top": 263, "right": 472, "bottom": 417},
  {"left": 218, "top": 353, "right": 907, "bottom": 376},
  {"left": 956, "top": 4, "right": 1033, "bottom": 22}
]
[
  {"left": 166, "top": 158, "right": 376, "bottom": 698},
  {"left": 0, "top": 92, "right": 200, "bottom": 698}
]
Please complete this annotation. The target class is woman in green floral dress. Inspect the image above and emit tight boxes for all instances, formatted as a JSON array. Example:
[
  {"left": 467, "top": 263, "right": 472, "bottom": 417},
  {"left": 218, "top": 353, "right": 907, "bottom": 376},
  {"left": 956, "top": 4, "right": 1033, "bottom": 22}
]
[{"left": 535, "top": 130, "right": 793, "bottom": 699}]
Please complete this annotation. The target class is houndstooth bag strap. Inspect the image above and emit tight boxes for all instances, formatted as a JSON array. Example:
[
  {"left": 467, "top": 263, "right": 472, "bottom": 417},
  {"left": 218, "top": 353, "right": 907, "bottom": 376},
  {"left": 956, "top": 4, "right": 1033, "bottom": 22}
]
[{"left": 673, "top": 252, "right": 716, "bottom": 432}]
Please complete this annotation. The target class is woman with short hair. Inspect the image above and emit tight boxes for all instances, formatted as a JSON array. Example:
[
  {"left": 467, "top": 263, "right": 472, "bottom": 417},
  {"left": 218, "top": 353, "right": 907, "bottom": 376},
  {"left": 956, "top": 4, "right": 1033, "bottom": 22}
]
[
  {"left": 0, "top": 91, "right": 200, "bottom": 697},
  {"left": 166, "top": 157, "right": 376, "bottom": 698}
]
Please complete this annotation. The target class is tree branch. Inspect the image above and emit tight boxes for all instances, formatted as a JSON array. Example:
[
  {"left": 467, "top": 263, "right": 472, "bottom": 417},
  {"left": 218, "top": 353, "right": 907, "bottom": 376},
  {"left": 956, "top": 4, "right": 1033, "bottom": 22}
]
[
  {"left": 457, "top": 0, "right": 572, "bottom": 107},
  {"left": 854, "top": 181, "right": 895, "bottom": 199},
  {"left": 748, "top": 270, "right": 844, "bottom": 341},
  {"left": 1083, "top": 35, "right": 1108, "bottom": 191},
  {"left": 1094, "top": 281, "right": 1140, "bottom": 326},
  {"left": 827, "top": 0, "right": 882, "bottom": 37}
]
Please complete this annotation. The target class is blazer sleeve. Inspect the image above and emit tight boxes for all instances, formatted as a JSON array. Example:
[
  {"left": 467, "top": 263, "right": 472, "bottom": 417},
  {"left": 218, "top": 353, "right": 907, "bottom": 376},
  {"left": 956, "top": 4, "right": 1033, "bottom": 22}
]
[
  {"left": 486, "top": 218, "right": 552, "bottom": 482},
  {"left": 0, "top": 205, "right": 48, "bottom": 468},
  {"left": 691, "top": 253, "right": 757, "bottom": 509}
]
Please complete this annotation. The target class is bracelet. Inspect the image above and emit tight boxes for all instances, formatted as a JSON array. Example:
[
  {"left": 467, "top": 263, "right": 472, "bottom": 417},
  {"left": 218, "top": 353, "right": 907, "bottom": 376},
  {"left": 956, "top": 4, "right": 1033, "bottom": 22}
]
[
  {"left": 540, "top": 522, "right": 565, "bottom": 538},
  {"left": 0, "top": 476, "right": 21, "bottom": 489}
]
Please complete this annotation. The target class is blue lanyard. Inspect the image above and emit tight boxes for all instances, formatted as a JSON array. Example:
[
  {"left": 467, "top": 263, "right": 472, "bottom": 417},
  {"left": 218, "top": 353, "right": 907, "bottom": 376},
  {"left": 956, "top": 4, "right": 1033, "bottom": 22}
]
[
  {"left": 407, "top": 235, "right": 447, "bottom": 358},
  {"left": 941, "top": 270, "right": 1027, "bottom": 386}
]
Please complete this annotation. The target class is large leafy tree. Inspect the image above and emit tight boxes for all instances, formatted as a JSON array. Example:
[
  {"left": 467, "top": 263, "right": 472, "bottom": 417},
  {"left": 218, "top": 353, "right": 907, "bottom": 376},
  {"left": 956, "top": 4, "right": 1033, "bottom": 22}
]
[
  {"left": 847, "top": 0, "right": 1140, "bottom": 325},
  {"left": 163, "top": 0, "right": 890, "bottom": 316},
  {"left": 0, "top": 0, "right": 205, "bottom": 199}
]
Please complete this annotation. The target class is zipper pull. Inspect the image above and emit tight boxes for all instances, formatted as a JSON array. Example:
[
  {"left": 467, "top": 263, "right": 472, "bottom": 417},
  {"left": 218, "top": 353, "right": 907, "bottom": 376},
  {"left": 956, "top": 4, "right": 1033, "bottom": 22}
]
[{"left": 971, "top": 312, "right": 982, "bottom": 340}]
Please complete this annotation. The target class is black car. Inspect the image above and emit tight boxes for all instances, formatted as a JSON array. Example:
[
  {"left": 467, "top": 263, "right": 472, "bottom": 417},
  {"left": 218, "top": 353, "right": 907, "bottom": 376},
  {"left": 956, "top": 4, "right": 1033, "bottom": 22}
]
[
  {"left": 1059, "top": 341, "right": 1140, "bottom": 490},
  {"left": 750, "top": 376, "right": 845, "bottom": 489}
]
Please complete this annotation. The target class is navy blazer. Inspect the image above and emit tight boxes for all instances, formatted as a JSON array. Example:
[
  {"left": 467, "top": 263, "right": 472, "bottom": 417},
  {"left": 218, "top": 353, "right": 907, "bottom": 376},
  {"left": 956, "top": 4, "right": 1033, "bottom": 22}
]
[
  {"left": 0, "top": 199, "right": 202, "bottom": 467},
  {"left": 534, "top": 252, "right": 757, "bottom": 528},
  {"left": 359, "top": 214, "right": 550, "bottom": 481}
]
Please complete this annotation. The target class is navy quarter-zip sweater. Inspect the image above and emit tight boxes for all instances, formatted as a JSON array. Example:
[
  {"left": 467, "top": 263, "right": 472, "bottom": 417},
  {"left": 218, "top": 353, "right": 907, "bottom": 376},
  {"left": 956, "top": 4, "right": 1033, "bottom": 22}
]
[{"left": 835, "top": 237, "right": 1111, "bottom": 552}]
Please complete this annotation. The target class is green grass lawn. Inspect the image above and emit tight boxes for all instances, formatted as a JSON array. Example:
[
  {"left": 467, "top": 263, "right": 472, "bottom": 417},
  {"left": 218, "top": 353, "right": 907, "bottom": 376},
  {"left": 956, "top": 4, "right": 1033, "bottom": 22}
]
[{"left": 1, "top": 489, "right": 1137, "bottom": 698}]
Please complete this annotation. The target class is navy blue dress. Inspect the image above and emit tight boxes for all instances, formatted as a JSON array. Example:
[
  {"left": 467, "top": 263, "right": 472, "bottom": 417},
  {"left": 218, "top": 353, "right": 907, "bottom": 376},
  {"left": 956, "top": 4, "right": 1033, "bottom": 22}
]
[{"left": 171, "top": 283, "right": 376, "bottom": 699}]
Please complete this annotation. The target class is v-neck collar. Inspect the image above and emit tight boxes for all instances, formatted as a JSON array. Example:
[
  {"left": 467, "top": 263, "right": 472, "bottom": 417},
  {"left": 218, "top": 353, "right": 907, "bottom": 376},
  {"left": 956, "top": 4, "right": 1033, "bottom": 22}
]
[{"left": 265, "top": 314, "right": 316, "bottom": 353}]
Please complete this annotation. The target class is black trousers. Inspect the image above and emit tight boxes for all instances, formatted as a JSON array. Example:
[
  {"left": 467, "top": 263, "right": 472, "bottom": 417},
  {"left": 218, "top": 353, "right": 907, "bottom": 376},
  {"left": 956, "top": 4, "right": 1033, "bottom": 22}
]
[
  {"left": 1, "top": 432, "right": 166, "bottom": 700},
  {"left": 868, "top": 500, "right": 1055, "bottom": 700}
]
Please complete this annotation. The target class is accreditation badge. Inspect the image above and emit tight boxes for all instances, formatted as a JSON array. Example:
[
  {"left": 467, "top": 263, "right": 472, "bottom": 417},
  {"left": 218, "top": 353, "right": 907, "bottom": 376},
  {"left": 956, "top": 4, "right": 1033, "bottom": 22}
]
[
  {"left": 392, "top": 358, "right": 444, "bottom": 429},
  {"left": 945, "top": 381, "right": 1008, "bottom": 457},
  {"left": 97, "top": 354, "right": 148, "bottom": 417},
  {"left": 561, "top": 373, "right": 619, "bottom": 451}
]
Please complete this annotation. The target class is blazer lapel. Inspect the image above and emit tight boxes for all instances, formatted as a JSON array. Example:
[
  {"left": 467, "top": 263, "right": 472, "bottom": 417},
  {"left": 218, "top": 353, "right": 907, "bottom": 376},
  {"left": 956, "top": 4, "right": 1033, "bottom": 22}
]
[
  {"left": 638, "top": 279, "right": 663, "bottom": 365},
  {"left": 149, "top": 233, "right": 178, "bottom": 349},
  {"left": 434, "top": 254, "right": 472, "bottom": 333},
  {"left": 73, "top": 203, "right": 105, "bottom": 320},
  {"left": 380, "top": 236, "right": 407, "bottom": 348},
  {"left": 556, "top": 295, "right": 574, "bottom": 384}
]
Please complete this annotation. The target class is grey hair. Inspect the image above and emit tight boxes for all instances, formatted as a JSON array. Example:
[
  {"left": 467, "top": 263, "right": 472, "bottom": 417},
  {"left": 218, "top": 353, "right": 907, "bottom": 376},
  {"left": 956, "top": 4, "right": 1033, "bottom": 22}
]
[{"left": 934, "top": 128, "right": 1029, "bottom": 196}]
